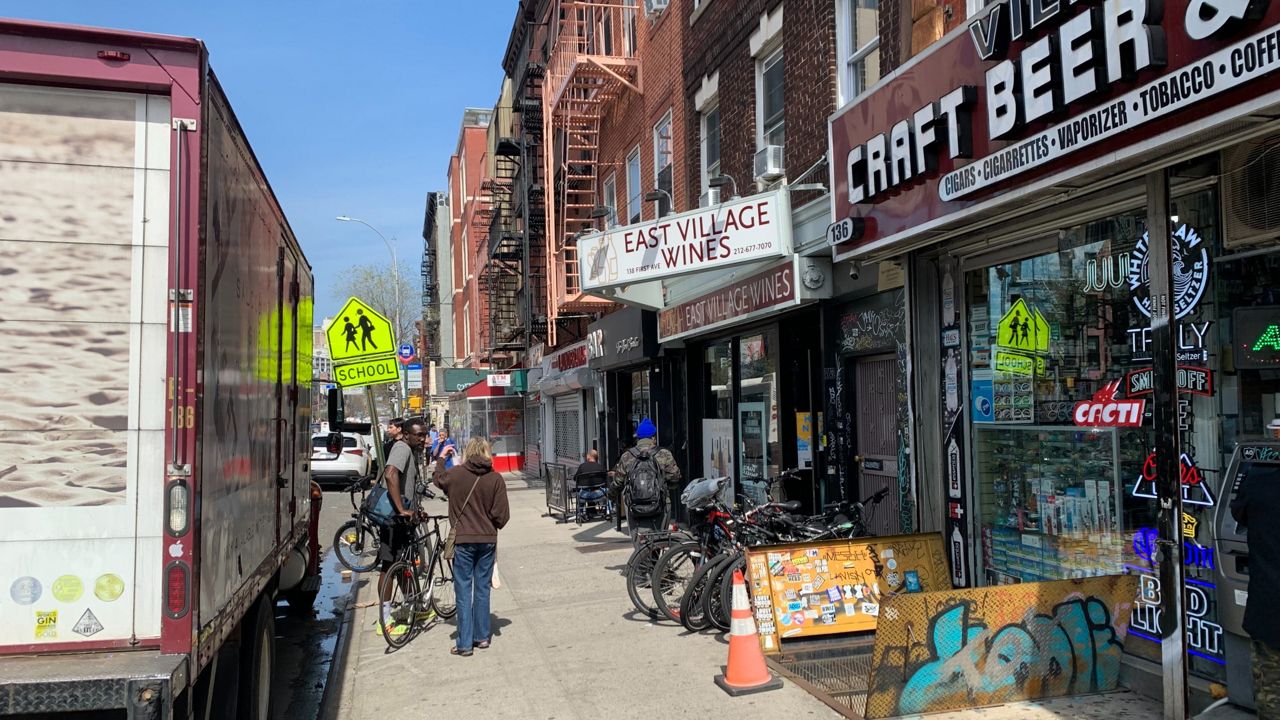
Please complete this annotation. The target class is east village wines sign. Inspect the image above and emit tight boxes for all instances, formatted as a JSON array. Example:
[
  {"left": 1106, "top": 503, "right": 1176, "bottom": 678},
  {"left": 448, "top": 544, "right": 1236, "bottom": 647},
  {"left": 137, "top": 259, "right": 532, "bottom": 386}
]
[
  {"left": 578, "top": 189, "right": 792, "bottom": 291},
  {"left": 830, "top": 0, "right": 1280, "bottom": 259}
]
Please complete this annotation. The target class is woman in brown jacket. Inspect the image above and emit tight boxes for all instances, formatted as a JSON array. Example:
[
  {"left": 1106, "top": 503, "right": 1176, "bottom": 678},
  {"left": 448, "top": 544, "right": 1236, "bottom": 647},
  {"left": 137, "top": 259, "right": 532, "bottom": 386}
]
[{"left": 434, "top": 437, "right": 510, "bottom": 656}]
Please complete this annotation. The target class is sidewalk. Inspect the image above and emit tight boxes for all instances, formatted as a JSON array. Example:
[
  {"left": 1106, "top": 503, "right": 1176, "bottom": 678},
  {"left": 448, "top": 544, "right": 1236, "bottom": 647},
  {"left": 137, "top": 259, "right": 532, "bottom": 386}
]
[{"left": 327, "top": 473, "right": 1166, "bottom": 720}]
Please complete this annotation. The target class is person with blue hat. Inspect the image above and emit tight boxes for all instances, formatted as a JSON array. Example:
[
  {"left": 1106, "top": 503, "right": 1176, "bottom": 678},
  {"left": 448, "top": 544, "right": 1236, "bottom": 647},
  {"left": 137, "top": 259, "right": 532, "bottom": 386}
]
[{"left": 609, "top": 417, "right": 681, "bottom": 542}]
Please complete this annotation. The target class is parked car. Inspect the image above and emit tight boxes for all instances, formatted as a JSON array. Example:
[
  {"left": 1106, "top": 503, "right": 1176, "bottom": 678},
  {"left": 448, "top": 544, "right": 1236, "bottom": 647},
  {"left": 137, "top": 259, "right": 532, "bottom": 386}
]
[{"left": 311, "top": 433, "right": 371, "bottom": 488}]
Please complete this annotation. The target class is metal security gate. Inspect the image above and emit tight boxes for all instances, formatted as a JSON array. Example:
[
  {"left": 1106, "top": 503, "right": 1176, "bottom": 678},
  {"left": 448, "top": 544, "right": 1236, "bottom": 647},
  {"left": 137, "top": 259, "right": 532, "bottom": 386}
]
[
  {"left": 523, "top": 392, "right": 542, "bottom": 474},
  {"left": 552, "top": 392, "right": 583, "bottom": 464},
  {"left": 853, "top": 355, "right": 900, "bottom": 535}
]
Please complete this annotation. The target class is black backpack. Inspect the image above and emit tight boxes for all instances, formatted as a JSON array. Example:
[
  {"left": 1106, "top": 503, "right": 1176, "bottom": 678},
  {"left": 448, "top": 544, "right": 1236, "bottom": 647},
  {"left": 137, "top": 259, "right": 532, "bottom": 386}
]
[{"left": 626, "top": 448, "right": 664, "bottom": 517}]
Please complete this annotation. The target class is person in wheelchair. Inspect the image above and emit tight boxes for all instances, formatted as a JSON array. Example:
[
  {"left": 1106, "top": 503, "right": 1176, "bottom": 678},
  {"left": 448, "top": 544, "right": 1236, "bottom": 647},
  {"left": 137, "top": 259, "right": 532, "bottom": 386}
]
[{"left": 574, "top": 449, "right": 610, "bottom": 522}]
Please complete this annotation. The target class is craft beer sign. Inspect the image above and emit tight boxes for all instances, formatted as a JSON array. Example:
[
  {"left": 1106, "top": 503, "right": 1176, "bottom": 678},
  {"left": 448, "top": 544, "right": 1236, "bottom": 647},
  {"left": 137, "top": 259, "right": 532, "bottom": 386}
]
[
  {"left": 578, "top": 189, "right": 792, "bottom": 292},
  {"left": 829, "top": 0, "right": 1280, "bottom": 258}
]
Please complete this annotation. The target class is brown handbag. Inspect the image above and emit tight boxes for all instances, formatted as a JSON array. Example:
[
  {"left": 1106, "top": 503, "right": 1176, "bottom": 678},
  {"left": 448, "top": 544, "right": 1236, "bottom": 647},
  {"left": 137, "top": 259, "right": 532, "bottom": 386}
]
[{"left": 442, "top": 477, "right": 480, "bottom": 561}]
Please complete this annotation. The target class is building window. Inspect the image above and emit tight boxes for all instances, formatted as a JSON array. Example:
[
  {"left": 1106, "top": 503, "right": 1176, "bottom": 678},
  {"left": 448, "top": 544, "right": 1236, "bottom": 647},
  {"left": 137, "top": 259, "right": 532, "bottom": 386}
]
[
  {"left": 758, "top": 47, "right": 785, "bottom": 148},
  {"left": 701, "top": 102, "right": 721, "bottom": 194},
  {"left": 837, "top": 0, "right": 881, "bottom": 104},
  {"left": 626, "top": 146, "right": 642, "bottom": 223},
  {"left": 653, "top": 109, "right": 674, "bottom": 216},
  {"left": 602, "top": 173, "right": 618, "bottom": 228},
  {"left": 625, "top": 0, "right": 638, "bottom": 54}
]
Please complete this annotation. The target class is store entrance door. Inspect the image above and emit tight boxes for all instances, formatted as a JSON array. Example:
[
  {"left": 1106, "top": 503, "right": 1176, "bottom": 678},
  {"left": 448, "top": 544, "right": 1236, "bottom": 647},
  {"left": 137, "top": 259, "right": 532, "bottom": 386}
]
[{"left": 852, "top": 355, "right": 900, "bottom": 535}]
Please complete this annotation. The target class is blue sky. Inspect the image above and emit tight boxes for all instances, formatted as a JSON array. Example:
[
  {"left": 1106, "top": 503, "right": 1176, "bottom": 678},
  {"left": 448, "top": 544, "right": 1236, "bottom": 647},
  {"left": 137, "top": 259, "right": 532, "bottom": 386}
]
[{"left": 6, "top": 1, "right": 509, "bottom": 321}]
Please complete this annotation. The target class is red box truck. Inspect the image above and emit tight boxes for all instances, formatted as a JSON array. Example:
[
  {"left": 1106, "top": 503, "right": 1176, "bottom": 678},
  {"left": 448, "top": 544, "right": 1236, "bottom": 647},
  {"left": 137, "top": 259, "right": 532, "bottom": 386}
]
[{"left": 0, "top": 19, "right": 322, "bottom": 719}]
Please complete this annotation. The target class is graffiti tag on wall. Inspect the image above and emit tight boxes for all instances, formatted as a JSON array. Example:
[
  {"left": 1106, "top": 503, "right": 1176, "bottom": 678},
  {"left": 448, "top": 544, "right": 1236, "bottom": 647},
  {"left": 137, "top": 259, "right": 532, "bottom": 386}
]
[{"left": 864, "top": 575, "right": 1137, "bottom": 718}]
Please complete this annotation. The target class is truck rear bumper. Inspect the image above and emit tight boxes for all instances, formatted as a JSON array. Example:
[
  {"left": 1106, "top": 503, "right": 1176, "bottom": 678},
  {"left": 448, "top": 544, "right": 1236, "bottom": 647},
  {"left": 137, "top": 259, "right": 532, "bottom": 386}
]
[{"left": 0, "top": 650, "right": 187, "bottom": 718}]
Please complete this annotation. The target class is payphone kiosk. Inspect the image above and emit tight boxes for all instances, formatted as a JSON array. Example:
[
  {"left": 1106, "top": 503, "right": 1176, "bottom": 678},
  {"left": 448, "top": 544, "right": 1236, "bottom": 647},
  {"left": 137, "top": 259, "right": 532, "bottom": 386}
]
[{"left": 1214, "top": 440, "right": 1280, "bottom": 710}]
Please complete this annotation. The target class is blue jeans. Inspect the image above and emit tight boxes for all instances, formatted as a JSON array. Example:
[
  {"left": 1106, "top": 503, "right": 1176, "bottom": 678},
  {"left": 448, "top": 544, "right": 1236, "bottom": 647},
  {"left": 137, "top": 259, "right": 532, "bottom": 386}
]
[{"left": 452, "top": 542, "right": 497, "bottom": 651}]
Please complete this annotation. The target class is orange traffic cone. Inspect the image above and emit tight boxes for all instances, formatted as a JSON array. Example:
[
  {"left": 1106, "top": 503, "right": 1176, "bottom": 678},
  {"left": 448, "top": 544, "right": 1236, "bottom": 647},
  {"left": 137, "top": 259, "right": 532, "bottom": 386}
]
[{"left": 714, "top": 569, "right": 783, "bottom": 696}]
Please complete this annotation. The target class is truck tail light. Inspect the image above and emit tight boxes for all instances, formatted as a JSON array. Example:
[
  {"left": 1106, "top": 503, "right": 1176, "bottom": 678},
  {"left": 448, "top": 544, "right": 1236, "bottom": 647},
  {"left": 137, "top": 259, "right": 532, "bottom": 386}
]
[
  {"left": 165, "top": 562, "right": 189, "bottom": 618},
  {"left": 166, "top": 480, "right": 190, "bottom": 535}
]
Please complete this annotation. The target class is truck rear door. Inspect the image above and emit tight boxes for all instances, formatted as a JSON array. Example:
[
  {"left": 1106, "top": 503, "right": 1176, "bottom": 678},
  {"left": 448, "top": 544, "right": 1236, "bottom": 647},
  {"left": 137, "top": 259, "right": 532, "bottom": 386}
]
[{"left": 0, "top": 83, "right": 169, "bottom": 648}]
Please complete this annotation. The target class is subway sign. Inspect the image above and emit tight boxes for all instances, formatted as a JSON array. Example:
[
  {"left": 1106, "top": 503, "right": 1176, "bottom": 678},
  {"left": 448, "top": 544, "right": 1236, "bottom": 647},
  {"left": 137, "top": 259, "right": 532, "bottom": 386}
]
[{"left": 830, "top": 0, "right": 1280, "bottom": 257}]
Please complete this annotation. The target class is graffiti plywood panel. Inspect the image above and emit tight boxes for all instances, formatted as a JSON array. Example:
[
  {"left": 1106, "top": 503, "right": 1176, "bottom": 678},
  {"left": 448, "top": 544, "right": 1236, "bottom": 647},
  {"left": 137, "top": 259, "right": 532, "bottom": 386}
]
[
  {"left": 864, "top": 575, "right": 1138, "bottom": 719},
  {"left": 745, "top": 533, "right": 949, "bottom": 652}
]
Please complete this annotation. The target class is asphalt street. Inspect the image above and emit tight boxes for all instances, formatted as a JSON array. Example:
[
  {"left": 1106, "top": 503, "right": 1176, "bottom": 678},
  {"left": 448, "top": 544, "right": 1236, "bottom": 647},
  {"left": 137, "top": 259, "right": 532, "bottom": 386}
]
[{"left": 271, "top": 490, "right": 356, "bottom": 720}]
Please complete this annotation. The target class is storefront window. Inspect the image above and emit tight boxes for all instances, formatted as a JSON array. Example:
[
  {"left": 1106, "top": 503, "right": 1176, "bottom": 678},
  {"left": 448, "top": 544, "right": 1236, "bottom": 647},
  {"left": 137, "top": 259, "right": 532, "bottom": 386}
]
[
  {"left": 965, "top": 187, "right": 1226, "bottom": 677},
  {"left": 739, "top": 329, "right": 780, "bottom": 505}
]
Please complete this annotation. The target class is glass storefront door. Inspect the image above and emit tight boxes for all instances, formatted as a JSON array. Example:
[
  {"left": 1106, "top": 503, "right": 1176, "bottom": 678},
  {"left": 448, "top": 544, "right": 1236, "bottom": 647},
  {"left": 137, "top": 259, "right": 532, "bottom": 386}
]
[{"left": 738, "top": 329, "right": 780, "bottom": 505}]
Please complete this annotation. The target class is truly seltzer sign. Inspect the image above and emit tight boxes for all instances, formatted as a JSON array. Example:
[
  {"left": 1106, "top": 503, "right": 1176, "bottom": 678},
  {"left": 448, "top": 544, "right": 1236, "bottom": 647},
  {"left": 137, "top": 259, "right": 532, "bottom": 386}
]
[{"left": 577, "top": 189, "right": 791, "bottom": 292}]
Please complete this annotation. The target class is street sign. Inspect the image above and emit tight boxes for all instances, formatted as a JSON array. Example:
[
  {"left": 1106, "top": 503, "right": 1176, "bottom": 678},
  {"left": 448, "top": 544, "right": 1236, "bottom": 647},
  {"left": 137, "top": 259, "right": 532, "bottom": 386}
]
[
  {"left": 332, "top": 356, "right": 400, "bottom": 389},
  {"left": 398, "top": 343, "right": 414, "bottom": 359},
  {"left": 326, "top": 297, "right": 395, "bottom": 363}
]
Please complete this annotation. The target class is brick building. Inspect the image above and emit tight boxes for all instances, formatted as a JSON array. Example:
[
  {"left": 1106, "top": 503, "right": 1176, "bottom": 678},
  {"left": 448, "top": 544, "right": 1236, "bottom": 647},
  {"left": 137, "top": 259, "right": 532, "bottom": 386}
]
[{"left": 445, "top": 107, "right": 493, "bottom": 368}]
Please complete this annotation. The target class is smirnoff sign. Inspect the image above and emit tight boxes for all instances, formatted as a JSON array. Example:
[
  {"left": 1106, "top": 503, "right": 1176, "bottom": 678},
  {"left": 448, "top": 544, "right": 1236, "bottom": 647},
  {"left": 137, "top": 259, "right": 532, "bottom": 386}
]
[{"left": 830, "top": 0, "right": 1280, "bottom": 257}]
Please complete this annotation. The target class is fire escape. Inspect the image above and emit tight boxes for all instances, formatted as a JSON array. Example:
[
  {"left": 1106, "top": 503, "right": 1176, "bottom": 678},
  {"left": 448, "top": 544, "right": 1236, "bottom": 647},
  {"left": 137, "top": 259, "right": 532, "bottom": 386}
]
[
  {"left": 481, "top": 129, "right": 524, "bottom": 366},
  {"left": 542, "top": 0, "right": 641, "bottom": 346},
  {"left": 518, "top": 61, "right": 548, "bottom": 349},
  {"left": 421, "top": 192, "right": 442, "bottom": 364}
]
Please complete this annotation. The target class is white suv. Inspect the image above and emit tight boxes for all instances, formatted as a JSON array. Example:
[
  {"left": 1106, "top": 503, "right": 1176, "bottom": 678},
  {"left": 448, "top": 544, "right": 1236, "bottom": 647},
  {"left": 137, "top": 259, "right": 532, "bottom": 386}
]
[{"left": 310, "top": 433, "right": 371, "bottom": 489}]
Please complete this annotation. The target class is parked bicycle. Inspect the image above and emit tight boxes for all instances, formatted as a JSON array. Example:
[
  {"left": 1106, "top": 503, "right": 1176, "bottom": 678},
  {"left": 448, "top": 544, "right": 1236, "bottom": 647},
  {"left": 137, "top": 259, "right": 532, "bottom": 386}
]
[
  {"left": 334, "top": 475, "right": 381, "bottom": 573},
  {"left": 377, "top": 506, "right": 458, "bottom": 649}
]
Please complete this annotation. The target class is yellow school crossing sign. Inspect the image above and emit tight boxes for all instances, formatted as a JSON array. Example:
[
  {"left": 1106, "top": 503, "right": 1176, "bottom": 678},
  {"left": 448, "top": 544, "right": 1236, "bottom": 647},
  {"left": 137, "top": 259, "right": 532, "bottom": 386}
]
[
  {"left": 326, "top": 296, "right": 399, "bottom": 388},
  {"left": 995, "top": 298, "right": 1051, "bottom": 353},
  {"left": 328, "top": 297, "right": 395, "bottom": 362}
]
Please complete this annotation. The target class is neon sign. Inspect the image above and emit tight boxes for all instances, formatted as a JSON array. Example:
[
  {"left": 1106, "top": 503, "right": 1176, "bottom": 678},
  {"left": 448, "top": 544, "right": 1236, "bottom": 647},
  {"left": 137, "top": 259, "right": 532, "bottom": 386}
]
[{"left": 1131, "top": 452, "right": 1216, "bottom": 507}]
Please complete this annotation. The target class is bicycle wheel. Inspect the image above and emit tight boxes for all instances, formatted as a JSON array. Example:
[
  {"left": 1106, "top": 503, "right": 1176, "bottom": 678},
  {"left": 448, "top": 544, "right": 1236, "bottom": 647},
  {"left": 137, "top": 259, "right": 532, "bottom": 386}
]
[
  {"left": 334, "top": 519, "right": 380, "bottom": 573},
  {"left": 713, "top": 554, "right": 749, "bottom": 629},
  {"left": 650, "top": 541, "right": 706, "bottom": 623},
  {"left": 680, "top": 551, "right": 730, "bottom": 632},
  {"left": 428, "top": 551, "right": 457, "bottom": 619},
  {"left": 625, "top": 539, "right": 667, "bottom": 619},
  {"left": 702, "top": 552, "right": 738, "bottom": 632},
  {"left": 377, "top": 561, "right": 423, "bottom": 649}
]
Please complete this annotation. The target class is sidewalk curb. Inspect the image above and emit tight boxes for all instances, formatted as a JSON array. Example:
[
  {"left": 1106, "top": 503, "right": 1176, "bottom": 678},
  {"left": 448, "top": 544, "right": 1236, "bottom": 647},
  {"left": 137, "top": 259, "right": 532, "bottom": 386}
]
[{"left": 317, "top": 559, "right": 363, "bottom": 720}]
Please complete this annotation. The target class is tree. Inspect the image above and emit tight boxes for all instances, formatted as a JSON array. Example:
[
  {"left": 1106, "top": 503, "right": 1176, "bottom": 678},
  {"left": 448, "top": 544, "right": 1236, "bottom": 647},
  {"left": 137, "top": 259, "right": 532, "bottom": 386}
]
[{"left": 332, "top": 262, "right": 419, "bottom": 343}]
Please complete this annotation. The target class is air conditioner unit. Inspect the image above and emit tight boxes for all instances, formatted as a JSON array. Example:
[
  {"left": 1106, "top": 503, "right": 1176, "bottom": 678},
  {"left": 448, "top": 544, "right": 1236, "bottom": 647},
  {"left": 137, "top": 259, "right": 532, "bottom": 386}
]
[
  {"left": 1222, "top": 135, "right": 1280, "bottom": 248},
  {"left": 646, "top": 0, "right": 670, "bottom": 16},
  {"left": 698, "top": 186, "right": 722, "bottom": 207},
  {"left": 754, "top": 145, "right": 785, "bottom": 182}
]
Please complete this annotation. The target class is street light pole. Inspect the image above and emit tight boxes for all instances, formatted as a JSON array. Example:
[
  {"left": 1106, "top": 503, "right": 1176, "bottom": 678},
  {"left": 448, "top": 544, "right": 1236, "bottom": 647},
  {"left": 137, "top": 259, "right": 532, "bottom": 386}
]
[{"left": 336, "top": 215, "right": 406, "bottom": 416}]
